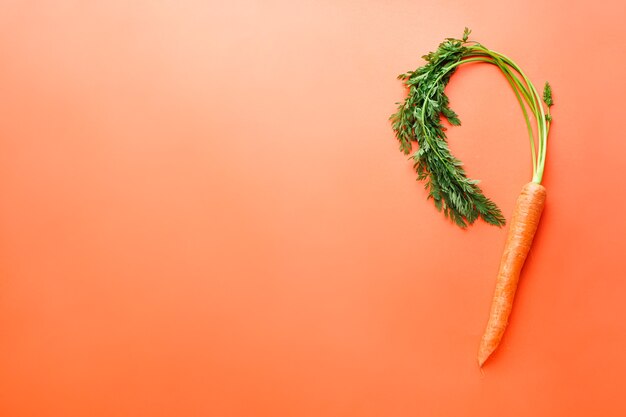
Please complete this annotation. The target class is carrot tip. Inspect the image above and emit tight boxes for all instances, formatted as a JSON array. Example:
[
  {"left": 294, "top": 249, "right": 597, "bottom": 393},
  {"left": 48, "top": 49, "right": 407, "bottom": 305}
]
[
  {"left": 477, "top": 346, "right": 492, "bottom": 367},
  {"left": 478, "top": 356, "right": 487, "bottom": 368}
]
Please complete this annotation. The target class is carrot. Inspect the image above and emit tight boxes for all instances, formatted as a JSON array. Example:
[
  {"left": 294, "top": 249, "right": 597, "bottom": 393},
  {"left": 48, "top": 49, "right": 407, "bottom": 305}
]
[
  {"left": 477, "top": 182, "right": 546, "bottom": 367},
  {"left": 391, "top": 29, "right": 554, "bottom": 366}
]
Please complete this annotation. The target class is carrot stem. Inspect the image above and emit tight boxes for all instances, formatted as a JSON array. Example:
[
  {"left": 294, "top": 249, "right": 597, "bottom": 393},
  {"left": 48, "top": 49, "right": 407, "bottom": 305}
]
[{"left": 428, "top": 44, "right": 552, "bottom": 185}]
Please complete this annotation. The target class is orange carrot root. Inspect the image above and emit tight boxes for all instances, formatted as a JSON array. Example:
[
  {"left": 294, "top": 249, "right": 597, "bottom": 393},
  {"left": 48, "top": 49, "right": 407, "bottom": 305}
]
[{"left": 478, "top": 182, "right": 546, "bottom": 367}]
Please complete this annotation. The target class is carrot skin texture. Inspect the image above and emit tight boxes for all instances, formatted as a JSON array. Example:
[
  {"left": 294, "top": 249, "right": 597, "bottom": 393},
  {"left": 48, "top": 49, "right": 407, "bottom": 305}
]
[{"left": 478, "top": 182, "right": 546, "bottom": 367}]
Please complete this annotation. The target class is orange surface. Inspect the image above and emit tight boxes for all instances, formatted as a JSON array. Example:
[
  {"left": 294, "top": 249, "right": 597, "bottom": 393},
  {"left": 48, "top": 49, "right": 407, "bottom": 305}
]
[{"left": 1, "top": 1, "right": 625, "bottom": 416}]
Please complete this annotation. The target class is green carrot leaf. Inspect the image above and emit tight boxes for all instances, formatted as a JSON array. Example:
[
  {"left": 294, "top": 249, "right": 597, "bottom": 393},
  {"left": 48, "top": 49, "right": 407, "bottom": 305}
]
[
  {"left": 543, "top": 82, "right": 553, "bottom": 107},
  {"left": 462, "top": 27, "right": 471, "bottom": 42},
  {"left": 389, "top": 30, "right": 506, "bottom": 228}
]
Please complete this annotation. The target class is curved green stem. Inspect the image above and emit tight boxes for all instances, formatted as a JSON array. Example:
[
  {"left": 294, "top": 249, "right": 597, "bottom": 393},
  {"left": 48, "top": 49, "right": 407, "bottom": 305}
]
[{"left": 465, "top": 44, "right": 550, "bottom": 183}]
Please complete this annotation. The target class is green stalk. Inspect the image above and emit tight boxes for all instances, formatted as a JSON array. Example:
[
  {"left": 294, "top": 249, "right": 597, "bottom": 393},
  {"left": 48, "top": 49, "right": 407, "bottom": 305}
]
[
  {"left": 456, "top": 55, "right": 538, "bottom": 175},
  {"left": 465, "top": 45, "right": 550, "bottom": 183},
  {"left": 488, "top": 60, "right": 537, "bottom": 176}
]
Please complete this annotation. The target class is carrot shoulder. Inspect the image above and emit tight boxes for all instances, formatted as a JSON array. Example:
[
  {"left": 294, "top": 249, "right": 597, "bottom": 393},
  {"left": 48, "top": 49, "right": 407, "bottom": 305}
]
[{"left": 478, "top": 182, "right": 546, "bottom": 367}]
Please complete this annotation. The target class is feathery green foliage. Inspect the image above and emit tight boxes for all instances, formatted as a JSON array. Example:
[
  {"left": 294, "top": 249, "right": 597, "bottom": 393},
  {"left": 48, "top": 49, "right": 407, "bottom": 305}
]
[{"left": 390, "top": 29, "right": 553, "bottom": 228}]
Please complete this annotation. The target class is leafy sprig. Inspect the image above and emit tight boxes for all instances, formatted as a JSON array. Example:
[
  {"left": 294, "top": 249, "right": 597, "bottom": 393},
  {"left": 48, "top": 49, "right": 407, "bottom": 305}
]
[
  {"left": 390, "top": 31, "right": 504, "bottom": 228},
  {"left": 543, "top": 82, "right": 553, "bottom": 107},
  {"left": 390, "top": 29, "right": 553, "bottom": 228}
]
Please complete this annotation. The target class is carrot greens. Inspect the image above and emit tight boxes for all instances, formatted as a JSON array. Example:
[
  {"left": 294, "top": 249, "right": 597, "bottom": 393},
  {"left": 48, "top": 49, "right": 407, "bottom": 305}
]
[{"left": 390, "top": 28, "right": 553, "bottom": 228}]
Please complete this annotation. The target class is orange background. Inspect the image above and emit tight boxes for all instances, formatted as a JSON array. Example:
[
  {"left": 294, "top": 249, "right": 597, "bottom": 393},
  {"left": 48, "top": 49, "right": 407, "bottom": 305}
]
[{"left": 1, "top": 1, "right": 625, "bottom": 416}]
